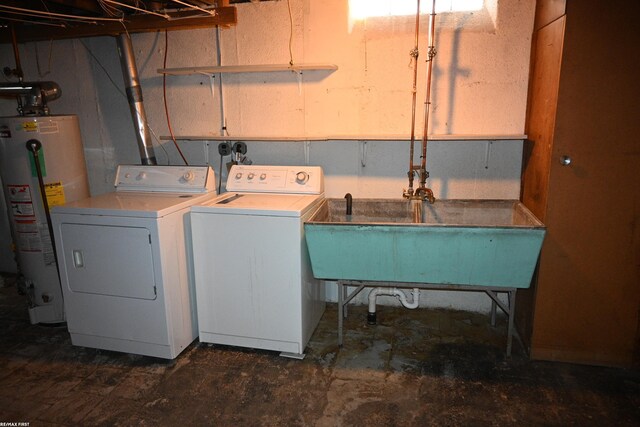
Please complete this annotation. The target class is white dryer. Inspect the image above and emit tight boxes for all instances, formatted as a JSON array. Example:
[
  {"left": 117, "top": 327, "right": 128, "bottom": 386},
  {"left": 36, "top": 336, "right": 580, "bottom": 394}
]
[
  {"left": 191, "top": 165, "right": 325, "bottom": 358},
  {"left": 51, "top": 165, "right": 216, "bottom": 359}
]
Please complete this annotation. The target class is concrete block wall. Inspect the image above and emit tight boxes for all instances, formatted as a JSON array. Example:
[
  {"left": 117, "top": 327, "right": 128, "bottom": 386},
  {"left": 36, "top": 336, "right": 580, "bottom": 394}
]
[{"left": 0, "top": 0, "right": 535, "bottom": 312}]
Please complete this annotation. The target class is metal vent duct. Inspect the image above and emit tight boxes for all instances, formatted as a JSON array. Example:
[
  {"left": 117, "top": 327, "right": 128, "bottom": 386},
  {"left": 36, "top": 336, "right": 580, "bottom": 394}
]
[
  {"left": 116, "top": 34, "right": 157, "bottom": 166},
  {"left": 0, "top": 81, "right": 61, "bottom": 116}
]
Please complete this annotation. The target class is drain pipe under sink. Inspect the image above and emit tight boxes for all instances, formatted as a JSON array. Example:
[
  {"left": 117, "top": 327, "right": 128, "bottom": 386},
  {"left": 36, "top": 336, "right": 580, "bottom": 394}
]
[{"left": 367, "top": 287, "right": 420, "bottom": 324}]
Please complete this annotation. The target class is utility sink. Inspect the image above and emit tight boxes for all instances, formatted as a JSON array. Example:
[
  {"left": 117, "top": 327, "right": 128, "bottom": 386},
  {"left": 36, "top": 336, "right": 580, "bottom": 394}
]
[{"left": 304, "top": 199, "right": 546, "bottom": 288}]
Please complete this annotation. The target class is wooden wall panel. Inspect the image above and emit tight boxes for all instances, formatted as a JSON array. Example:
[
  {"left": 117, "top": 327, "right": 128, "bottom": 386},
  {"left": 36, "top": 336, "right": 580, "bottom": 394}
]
[
  {"left": 517, "top": 14, "right": 565, "bottom": 354},
  {"left": 521, "top": 0, "right": 640, "bottom": 367},
  {"left": 534, "top": 0, "right": 566, "bottom": 30},
  {"left": 521, "top": 17, "right": 565, "bottom": 222},
  {"left": 530, "top": 0, "right": 640, "bottom": 367}
]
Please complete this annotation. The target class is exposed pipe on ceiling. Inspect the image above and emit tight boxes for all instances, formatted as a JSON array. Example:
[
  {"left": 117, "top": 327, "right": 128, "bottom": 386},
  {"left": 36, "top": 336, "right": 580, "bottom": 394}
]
[
  {"left": 0, "top": 81, "right": 61, "bottom": 116},
  {"left": 0, "top": 26, "right": 61, "bottom": 116},
  {"left": 116, "top": 33, "right": 157, "bottom": 165}
]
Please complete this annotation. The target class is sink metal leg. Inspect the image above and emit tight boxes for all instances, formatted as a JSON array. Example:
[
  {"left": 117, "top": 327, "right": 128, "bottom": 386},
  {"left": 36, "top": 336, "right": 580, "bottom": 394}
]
[
  {"left": 485, "top": 288, "right": 518, "bottom": 357},
  {"left": 342, "top": 284, "right": 349, "bottom": 318},
  {"left": 336, "top": 281, "right": 519, "bottom": 357},
  {"left": 336, "top": 281, "right": 367, "bottom": 348},
  {"left": 337, "top": 281, "right": 344, "bottom": 347},
  {"left": 490, "top": 299, "right": 497, "bottom": 327},
  {"left": 506, "top": 290, "right": 517, "bottom": 357}
]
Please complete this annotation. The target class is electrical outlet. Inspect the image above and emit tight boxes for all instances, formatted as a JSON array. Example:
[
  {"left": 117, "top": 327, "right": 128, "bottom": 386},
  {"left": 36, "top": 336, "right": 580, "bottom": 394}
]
[
  {"left": 232, "top": 141, "right": 247, "bottom": 154},
  {"left": 218, "top": 142, "right": 231, "bottom": 156}
]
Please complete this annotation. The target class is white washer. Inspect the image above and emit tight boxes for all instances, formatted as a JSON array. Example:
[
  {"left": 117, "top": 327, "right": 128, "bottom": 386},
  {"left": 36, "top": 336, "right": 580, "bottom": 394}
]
[
  {"left": 191, "top": 165, "right": 325, "bottom": 358},
  {"left": 50, "top": 165, "right": 217, "bottom": 359}
]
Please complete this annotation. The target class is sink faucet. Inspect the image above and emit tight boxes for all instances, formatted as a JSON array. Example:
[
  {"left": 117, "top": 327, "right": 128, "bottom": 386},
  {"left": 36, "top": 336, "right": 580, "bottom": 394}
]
[
  {"left": 414, "top": 186, "right": 435, "bottom": 204},
  {"left": 344, "top": 193, "right": 353, "bottom": 215}
]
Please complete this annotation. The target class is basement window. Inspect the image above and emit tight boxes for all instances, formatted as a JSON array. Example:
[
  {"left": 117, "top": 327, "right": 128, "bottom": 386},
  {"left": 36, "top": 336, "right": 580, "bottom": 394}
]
[{"left": 349, "top": 0, "right": 497, "bottom": 31}]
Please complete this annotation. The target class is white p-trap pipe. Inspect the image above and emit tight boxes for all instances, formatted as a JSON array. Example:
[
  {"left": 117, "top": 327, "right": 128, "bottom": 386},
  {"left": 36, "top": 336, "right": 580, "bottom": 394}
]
[{"left": 367, "top": 287, "right": 420, "bottom": 324}]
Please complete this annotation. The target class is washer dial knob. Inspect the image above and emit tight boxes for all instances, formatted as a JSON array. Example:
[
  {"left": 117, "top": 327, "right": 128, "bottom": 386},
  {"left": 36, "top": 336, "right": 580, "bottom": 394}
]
[
  {"left": 247, "top": 173, "right": 255, "bottom": 180},
  {"left": 295, "top": 171, "right": 309, "bottom": 184},
  {"left": 260, "top": 173, "right": 267, "bottom": 181},
  {"left": 235, "top": 172, "right": 243, "bottom": 180}
]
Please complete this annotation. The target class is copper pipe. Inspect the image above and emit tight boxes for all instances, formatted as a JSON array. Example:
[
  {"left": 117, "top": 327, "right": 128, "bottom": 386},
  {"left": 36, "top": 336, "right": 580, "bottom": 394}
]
[
  {"left": 406, "top": 0, "right": 421, "bottom": 197},
  {"left": 412, "top": 199, "right": 423, "bottom": 223},
  {"left": 419, "top": 0, "right": 437, "bottom": 190},
  {"left": 10, "top": 24, "right": 24, "bottom": 82}
]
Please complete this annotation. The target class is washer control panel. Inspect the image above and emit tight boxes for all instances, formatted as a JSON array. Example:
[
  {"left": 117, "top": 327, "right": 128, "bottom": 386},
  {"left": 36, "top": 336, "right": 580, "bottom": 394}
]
[
  {"left": 115, "top": 165, "right": 216, "bottom": 193},
  {"left": 226, "top": 165, "right": 324, "bottom": 194}
]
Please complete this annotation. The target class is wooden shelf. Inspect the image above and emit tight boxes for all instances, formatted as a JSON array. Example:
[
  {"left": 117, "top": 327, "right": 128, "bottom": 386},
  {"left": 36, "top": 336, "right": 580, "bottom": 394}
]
[
  {"left": 158, "top": 63, "right": 338, "bottom": 76},
  {"left": 159, "top": 134, "right": 527, "bottom": 142}
]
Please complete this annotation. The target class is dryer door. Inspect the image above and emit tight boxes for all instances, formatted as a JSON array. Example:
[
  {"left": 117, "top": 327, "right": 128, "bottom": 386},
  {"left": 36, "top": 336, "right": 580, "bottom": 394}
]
[{"left": 59, "top": 223, "right": 157, "bottom": 300}]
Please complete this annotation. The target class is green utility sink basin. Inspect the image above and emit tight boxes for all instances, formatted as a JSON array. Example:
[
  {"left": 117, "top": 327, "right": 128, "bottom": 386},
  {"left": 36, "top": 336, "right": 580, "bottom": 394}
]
[{"left": 304, "top": 199, "right": 545, "bottom": 288}]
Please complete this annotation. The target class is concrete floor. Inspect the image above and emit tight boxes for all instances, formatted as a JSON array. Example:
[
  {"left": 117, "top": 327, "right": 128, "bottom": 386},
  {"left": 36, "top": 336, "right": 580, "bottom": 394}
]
[{"left": 1, "top": 278, "right": 639, "bottom": 426}]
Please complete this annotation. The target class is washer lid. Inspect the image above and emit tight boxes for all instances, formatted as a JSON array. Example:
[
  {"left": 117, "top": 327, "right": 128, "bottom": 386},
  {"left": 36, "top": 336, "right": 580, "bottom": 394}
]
[
  {"left": 191, "top": 193, "right": 324, "bottom": 217},
  {"left": 52, "top": 191, "right": 218, "bottom": 218}
]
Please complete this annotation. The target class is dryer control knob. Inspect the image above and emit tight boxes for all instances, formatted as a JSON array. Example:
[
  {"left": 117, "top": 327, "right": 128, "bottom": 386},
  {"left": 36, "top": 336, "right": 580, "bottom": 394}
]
[
  {"left": 247, "top": 173, "right": 255, "bottom": 180},
  {"left": 182, "top": 171, "right": 195, "bottom": 182},
  {"left": 235, "top": 172, "right": 243, "bottom": 180},
  {"left": 260, "top": 173, "right": 267, "bottom": 181},
  {"left": 295, "top": 171, "right": 309, "bottom": 184},
  {"left": 136, "top": 172, "right": 147, "bottom": 180}
]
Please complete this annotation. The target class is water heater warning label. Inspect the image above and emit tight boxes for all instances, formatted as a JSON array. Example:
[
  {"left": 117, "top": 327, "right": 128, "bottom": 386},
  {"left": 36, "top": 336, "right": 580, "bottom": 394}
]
[
  {"left": 8, "top": 185, "right": 35, "bottom": 217},
  {"left": 17, "top": 230, "right": 42, "bottom": 253},
  {"left": 38, "top": 121, "right": 59, "bottom": 134},
  {"left": 40, "top": 224, "right": 55, "bottom": 265},
  {"left": 45, "top": 182, "right": 66, "bottom": 207},
  {"left": 7, "top": 185, "right": 40, "bottom": 253},
  {"left": 10, "top": 202, "right": 34, "bottom": 217},
  {"left": 14, "top": 220, "right": 41, "bottom": 253},
  {"left": 7, "top": 185, "right": 32, "bottom": 202},
  {"left": 21, "top": 121, "right": 38, "bottom": 132},
  {"left": 14, "top": 219, "right": 38, "bottom": 233}
]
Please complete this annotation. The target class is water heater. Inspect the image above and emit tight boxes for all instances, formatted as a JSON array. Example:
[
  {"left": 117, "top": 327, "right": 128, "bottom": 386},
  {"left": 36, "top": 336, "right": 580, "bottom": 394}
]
[{"left": 0, "top": 115, "right": 89, "bottom": 324}]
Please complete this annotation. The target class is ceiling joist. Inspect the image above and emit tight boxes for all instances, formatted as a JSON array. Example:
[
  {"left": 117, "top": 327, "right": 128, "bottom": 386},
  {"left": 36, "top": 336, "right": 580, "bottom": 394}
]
[{"left": 0, "top": 1, "right": 237, "bottom": 43}]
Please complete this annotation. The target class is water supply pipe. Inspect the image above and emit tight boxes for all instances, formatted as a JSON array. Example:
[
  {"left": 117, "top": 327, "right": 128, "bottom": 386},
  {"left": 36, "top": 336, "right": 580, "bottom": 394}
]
[
  {"left": 403, "top": 0, "right": 436, "bottom": 204},
  {"left": 418, "top": 0, "right": 437, "bottom": 198},
  {"left": 0, "top": 81, "right": 61, "bottom": 116},
  {"left": 9, "top": 24, "right": 23, "bottom": 82},
  {"left": 412, "top": 199, "right": 423, "bottom": 223},
  {"left": 0, "top": 25, "right": 61, "bottom": 116},
  {"left": 116, "top": 33, "right": 157, "bottom": 165},
  {"left": 215, "top": 26, "right": 227, "bottom": 137},
  {"left": 367, "top": 287, "right": 420, "bottom": 324},
  {"left": 406, "top": 0, "right": 421, "bottom": 197}
]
